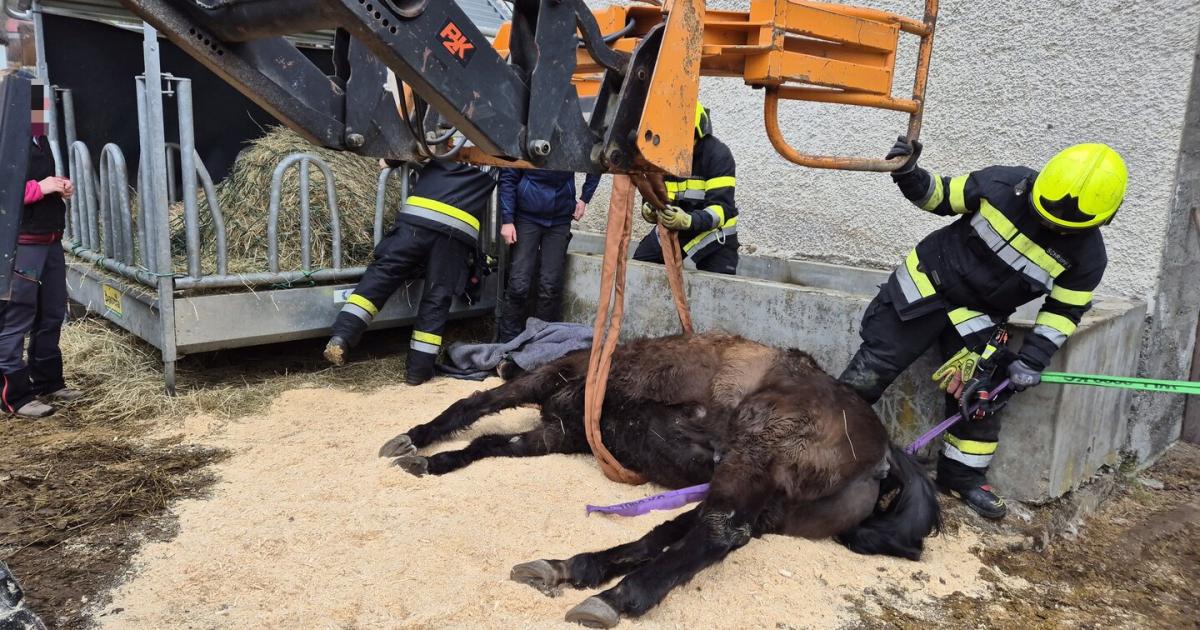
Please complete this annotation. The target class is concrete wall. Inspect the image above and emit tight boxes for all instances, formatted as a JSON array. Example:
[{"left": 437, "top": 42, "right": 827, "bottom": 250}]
[
  {"left": 1128, "top": 33, "right": 1200, "bottom": 458},
  {"left": 561, "top": 244, "right": 1146, "bottom": 501},
  {"left": 579, "top": 1, "right": 1200, "bottom": 300}
]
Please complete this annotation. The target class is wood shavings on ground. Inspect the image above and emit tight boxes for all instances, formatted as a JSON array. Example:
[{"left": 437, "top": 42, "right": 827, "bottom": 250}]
[{"left": 98, "top": 378, "right": 1020, "bottom": 629}]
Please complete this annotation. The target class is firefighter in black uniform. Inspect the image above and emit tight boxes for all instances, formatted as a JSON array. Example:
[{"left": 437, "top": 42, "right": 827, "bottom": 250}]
[
  {"left": 633, "top": 103, "right": 739, "bottom": 275},
  {"left": 324, "top": 158, "right": 496, "bottom": 385},
  {"left": 839, "top": 139, "right": 1127, "bottom": 519}
]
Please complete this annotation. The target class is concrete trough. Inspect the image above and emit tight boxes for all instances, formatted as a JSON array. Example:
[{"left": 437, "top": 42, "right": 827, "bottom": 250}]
[{"left": 562, "top": 233, "right": 1145, "bottom": 502}]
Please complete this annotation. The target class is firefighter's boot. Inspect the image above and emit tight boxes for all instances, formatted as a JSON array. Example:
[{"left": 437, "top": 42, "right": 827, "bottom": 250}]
[{"left": 936, "top": 456, "right": 1007, "bottom": 520}]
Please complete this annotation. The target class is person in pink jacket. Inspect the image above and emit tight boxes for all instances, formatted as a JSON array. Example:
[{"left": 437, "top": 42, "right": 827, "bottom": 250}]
[{"left": 0, "top": 85, "right": 80, "bottom": 418}]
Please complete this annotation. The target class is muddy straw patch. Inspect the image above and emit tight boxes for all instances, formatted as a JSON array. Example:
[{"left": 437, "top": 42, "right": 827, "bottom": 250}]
[
  {"left": 857, "top": 442, "right": 1200, "bottom": 629},
  {"left": 168, "top": 125, "right": 403, "bottom": 275},
  {"left": 0, "top": 437, "right": 224, "bottom": 629},
  {"left": 0, "top": 315, "right": 490, "bottom": 629}
]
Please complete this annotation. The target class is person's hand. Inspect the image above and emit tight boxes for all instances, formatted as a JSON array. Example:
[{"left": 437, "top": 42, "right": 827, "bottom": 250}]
[
  {"left": 657, "top": 205, "right": 692, "bottom": 231},
  {"left": 501, "top": 223, "right": 517, "bottom": 245},
  {"left": 932, "top": 347, "right": 981, "bottom": 400},
  {"left": 1007, "top": 359, "right": 1042, "bottom": 391},
  {"left": 886, "top": 135, "right": 923, "bottom": 175},
  {"left": 640, "top": 202, "right": 659, "bottom": 225},
  {"left": 39, "top": 176, "right": 71, "bottom": 198},
  {"left": 574, "top": 199, "right": 587, "bottom": 221},
  {"left": 60, "top": 178, "right": 74, "bottom": 199}
]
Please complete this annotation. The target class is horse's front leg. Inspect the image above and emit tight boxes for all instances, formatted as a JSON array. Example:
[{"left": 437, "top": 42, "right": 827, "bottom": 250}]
[
  {"left": 509, "top": 508, "right": 700, "bottom": 597},
  {"left": 380, "top": 366, "right": 571, "bottom": 456},
  {"left": 394, "top": 423, "right": 586, "bottom": 476},
  {"left": 564, "top": 456, "right": 772, "bottom": 628}
]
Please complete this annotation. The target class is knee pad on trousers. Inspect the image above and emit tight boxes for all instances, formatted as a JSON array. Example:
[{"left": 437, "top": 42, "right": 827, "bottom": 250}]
[{"left": 837, "top": 348, "right": 901, "bottom": 404}]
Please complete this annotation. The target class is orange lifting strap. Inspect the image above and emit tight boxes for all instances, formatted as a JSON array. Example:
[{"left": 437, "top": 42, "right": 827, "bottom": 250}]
[{"left": 583, "top": 176, "right": 692, "bottom": 484}]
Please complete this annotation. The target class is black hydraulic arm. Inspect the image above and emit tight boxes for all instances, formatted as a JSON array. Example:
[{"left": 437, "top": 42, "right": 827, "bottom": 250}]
[
  {"left": 319, "top": 0, "right": 529, "bottom": 159},
  {"left": 116, "top": 0, "right": 639, "bottom": 172}
]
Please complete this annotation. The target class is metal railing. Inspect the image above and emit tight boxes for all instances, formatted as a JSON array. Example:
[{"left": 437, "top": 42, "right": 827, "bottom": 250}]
[
  {"left": 267, "top": 154, "right": 342, "bottom": 274},
  {"left": 171, "top": 155, "right": 413, "bottom": 290},
  {"left": 166, "top": 142, "right": 227, "bottom": 276},
  {"left": 60, "top": 72, "right": 490, "bottom": 296},
  {"left": 375, "top": 165, "right": 411, "bottom": 246},
  {"left": 65, "top": 141, "right": 159, "bottom": 287}
]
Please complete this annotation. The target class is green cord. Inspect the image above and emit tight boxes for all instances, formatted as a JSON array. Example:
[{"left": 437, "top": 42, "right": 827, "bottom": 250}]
[{"left": 1043, "top": 372, "right": 1200, "bottom": 395}]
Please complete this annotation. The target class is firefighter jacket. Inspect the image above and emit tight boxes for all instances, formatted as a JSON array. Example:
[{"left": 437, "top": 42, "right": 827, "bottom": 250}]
[
  {"left": 396, "top": 159, "right": 497, "bottom": 247},
  {"left": 888, "top": 165, "right": 1107, "bottom": 371},
  {"left": 663, "top": 134, "right": 738, "bottom": 261}
]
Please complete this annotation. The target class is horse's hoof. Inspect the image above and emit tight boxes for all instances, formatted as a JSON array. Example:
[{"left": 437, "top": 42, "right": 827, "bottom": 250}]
[
  {"left": 565, "top": 596, "right": 620, "bottom": 628},
  {"left": 379, "top": 434, "right": 416, "bottom": 458},
  {"left": 393, "top": 454, "right": 428, "bottom": 476},
  {"left": 510, "top": 560, "right": 563, "bottom": 597}
]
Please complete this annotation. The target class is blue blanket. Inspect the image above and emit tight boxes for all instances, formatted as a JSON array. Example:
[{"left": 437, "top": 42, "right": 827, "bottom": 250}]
[{"left": 436, "top": 318, "right": 593, "bottom": 380}]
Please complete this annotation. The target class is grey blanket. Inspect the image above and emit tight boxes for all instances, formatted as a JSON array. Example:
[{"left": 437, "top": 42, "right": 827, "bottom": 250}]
[{"left": 436, "top": 318, "right": 593, "bottom": 380}]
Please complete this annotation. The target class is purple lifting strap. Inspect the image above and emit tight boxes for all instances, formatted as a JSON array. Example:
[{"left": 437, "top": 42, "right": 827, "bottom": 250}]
[{"left": 585, "top": 380, "right": 1012, "bottom": 517}]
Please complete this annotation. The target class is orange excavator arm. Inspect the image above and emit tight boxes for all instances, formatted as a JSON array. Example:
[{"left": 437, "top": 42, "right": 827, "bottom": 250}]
[{"left": 485, "top": 0, "right": 938, "bottom": 173}]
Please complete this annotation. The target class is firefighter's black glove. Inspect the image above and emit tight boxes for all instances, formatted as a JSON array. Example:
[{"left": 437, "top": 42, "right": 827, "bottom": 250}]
[
  {"left": 958, "top": 374, "right": 1012, "bottom": 421},
  {"left": 1007, "top": 359, "right": 1042, "bottom": 391},
  {"left": 886, "top": 135, "right": 923, "bottom": 175}
]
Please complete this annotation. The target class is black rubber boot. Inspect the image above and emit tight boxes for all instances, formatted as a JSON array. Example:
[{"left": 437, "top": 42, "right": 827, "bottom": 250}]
[
  {"left": 323, "top": 336, "right": 349, "bottom": 366},
  {"left": 938, "top": 478, "right": 1008, "bottom": 519},
  {"left": 405, "top": 349, "right": 436, "bottom": 386}
]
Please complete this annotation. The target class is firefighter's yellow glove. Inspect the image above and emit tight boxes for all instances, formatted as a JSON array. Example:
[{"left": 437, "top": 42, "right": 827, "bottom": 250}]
[
  {"left": 657, "top": 205, "right": 692, "bottom": 231},
  {"left": 640, "top": 202, "right": 659, "bottom": 225},
  {"left": 932, "top": 347, "right": 981, "bottom": 399}
]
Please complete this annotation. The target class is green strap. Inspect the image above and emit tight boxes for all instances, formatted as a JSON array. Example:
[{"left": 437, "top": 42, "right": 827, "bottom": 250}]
[{"left": 1043, "top": 372, "right": 1200, "bottom": 395}]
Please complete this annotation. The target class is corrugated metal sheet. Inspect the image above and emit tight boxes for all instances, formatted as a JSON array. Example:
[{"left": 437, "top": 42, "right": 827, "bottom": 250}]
[
  {"left": 456, "top": 0, "right": 511, "bottom": 33},
  {"left": 39, "top": 0, "right": 512, "bottom": 43}
]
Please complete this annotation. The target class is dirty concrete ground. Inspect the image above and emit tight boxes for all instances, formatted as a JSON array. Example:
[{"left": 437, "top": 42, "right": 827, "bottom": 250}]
[
  {"left": 1, "top": 318, "right": 1198, "bottom": 629},
  {"left": 862, "top": 443, "right": 1200, "bottom": 629}
]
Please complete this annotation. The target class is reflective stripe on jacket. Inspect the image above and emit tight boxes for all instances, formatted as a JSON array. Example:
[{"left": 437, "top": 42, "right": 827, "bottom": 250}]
[
  {"left": 395, "top": 160, "right": 496, "bottom": 246},
  {"left": 665, "top": 134, "right": 739, "bottom": 261}
]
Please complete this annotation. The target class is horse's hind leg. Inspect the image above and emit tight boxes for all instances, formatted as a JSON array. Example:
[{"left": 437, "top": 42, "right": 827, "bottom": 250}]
[
  {"left": 380, "top": 367, "right": 567, "bottom": 456},
  {"left": 510, "top": 508, "right": 700, "bottom": 597},
  {"left": 394, "top": 422, "right": 587, "bottom": 476},
  {"left": 565, "top": 457, "right": 772, "bottom": 628}
]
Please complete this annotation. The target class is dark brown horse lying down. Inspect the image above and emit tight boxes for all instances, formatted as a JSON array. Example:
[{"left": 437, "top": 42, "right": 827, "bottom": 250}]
[{"left": 380, "top": 333, "right": 940, "bottom": 627}]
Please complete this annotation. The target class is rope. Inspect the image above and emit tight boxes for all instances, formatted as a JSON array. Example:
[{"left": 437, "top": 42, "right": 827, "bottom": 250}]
[
  {"left": 582, "top": 175, "right": 694, "bottom": 485},
  {"left": 583, "top": 175, "right": 645, "bottom": 484},
  {"left": 657, "top": 223, "right": 693, "bottom": 334}
]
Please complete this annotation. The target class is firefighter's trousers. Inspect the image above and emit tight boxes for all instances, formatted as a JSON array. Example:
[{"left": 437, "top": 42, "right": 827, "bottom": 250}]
[
  {"left": 331, "top": 222, "right": 470, "bottom": 381},
  {"left": 838, "top": 288, "right": 1003, "bottom": 488}
]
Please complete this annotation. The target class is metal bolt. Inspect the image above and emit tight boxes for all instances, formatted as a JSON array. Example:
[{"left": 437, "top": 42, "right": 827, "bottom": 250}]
[
  {"left": 346, "top": 133, "right": 365, "bottom": 149},
  {"left": 529, "top": 140, "right": 552, "bottom": 157},
  {"left": 636, "top": 68, "right": 647, "bottom": 80}
]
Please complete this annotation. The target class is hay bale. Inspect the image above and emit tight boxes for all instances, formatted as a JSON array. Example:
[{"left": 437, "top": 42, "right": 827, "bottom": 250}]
[{"left": 172, "top": 126, "right": 403, "bottom": 274}]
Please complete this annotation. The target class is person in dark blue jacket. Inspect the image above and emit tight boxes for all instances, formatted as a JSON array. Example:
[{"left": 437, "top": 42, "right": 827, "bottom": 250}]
[{"left": 496, "top": 168, "right": 600, "bottom": 342}]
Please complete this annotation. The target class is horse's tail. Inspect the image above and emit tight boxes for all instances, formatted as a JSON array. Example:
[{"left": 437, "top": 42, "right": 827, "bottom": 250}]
[{"left": 835, "top": 444, "right": 941, "bottom": 561}]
